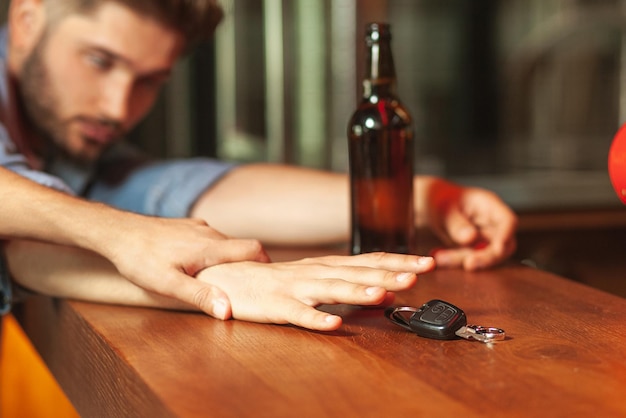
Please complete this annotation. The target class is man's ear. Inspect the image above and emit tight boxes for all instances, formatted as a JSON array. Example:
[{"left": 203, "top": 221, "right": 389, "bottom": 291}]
[{"left": 8, "top": 0, "right": 47, "bottom": 53}]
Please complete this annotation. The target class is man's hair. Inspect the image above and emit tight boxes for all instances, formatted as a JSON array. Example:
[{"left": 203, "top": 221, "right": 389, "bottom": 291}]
[{"left": 45, "top": 0, "right": 224, "bottom": 48}]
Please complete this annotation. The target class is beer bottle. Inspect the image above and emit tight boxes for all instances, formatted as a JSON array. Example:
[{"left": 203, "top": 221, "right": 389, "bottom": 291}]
[{"left": 347, "top": 22, "right": 415, "bottom": 255}]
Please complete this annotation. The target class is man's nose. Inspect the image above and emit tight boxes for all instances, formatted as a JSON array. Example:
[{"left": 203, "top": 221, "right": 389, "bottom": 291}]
[{"left": 100, "top": 75, "right": 132, "bottom": 121}]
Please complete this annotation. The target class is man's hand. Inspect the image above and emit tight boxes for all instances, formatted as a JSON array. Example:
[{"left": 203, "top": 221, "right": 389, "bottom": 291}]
[
  {"left": 196, "top": 252, "right": 435, "bottom": 331},
  {"left": 100, "top": 215, "right": 270, "bottom": 320},
  {"left": 0, "top": 169, "right": 269, "bottom": 319},
  {"left": 416, "top": 177, "right": 517, "bottom": 271}
]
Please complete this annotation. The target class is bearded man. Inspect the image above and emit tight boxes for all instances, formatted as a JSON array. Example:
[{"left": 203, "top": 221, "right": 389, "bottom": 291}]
[{"left": 0, "top": 0, "right": 517, "bottom": 330}]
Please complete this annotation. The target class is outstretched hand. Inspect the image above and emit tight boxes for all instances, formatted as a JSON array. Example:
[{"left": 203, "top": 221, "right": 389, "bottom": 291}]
[{"left": 196, "top": 252, "right": 436, "bottom": 331}]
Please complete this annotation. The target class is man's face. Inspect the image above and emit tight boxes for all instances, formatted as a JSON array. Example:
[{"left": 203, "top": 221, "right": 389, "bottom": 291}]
[{"left": 17, "top": 2, "right": 185, "bottom": 162}]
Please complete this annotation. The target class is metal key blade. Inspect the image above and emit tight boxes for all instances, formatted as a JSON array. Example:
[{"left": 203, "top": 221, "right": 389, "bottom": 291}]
[{"left": 455, "top": 325, "right": 506, "bottom": 343}]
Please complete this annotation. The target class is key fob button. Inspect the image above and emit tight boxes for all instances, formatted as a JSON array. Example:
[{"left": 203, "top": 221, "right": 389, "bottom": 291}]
[{"left": 409, "top": 299, "right": 467, "bottom": 340}]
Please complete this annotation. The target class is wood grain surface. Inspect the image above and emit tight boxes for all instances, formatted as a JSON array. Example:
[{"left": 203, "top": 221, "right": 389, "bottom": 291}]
[{"left": 13, "top": 247, "right": 626, "bottom": 417}]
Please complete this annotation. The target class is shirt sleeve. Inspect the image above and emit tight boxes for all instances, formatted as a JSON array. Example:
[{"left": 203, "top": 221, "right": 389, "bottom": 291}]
[
  {"left": 0, "top": 123, "right": 73, "bottom": 315},
  {"left": 88, "top": 154, "right": 236, "bottom": 218},
  {"left": 0, "top": 123, "right": 75, "bottom": 194}
]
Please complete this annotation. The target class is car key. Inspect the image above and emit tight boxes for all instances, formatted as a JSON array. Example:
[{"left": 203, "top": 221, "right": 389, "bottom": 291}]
[
  {"left": 384, "top": 299, "right": 505, "bottom": 343},
  {"left": 384, "top": 299, "right": 466, "bottom": 340}
]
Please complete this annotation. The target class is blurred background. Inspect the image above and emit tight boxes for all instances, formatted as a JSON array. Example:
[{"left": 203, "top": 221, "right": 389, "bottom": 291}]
[
  {"left": 132, "top": 0, "right": 624, "bottom": 211},
  {"left": 1, "top": 0, "right": 625, "bottom": 289},
  {"left": 128, "top": 0, "right": 626, "bottom": 294},
  {"left": 1, "top": 3, "right": 625, "bottom": 415}
]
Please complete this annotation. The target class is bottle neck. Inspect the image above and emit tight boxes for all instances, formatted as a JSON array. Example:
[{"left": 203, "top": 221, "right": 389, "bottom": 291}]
[{"left": 363, "top": 26, "right": 397, "bottom": 99}]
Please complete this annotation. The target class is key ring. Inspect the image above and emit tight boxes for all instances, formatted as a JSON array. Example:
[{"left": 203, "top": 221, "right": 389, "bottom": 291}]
[
  {"left": 384, "top": 306, "right": 421, "bottom": 332},
  {"left": 464, "top": 325, "right": 506, "bottom": 341}
]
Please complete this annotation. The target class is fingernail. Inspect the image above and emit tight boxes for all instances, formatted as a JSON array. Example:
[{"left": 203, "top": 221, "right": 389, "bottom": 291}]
[
  {"left": 418, "top": 256, "right": 434, "bottom": 265},
  {"left": 325, "top": 315, "right": 338, "bottom": 323},
  {"left": 395, "top": 272, "right": 414, "bottom": 282},
  {"left": 465, "top": 258, "right": 483, "bottom": 271},
  {"left": 460, "top": 226, "right": 475, "bottom": 240},
  {"left": 212, "top": 299, "right": 228, "bottom": 320},
  {"left": 366, "top": 286, "right": 381, "bottom": 295}
]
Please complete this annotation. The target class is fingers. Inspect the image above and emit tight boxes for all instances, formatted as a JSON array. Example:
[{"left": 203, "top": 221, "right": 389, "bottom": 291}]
[
  {"left": 430, "top": 247, "right": 470, "bottom": 269},
  {"left": 280, "top": 285, "right": 395, "bottom": 331},
  {"left": 468, "top": 237, "right": 516, "bottom": 270},
  {"left": 283, "top": 292, "right": 393, "bottom": 331},
  {"left": 232, "top": 282, "right": 390, "bottom": 331},
  {"left": 432, "top": 236, "right": 516, "bottom": 271},
  {"left": 197, "top": 258, "right": 422, "bottom": 331},
  {"left": 429, "top": 185, "right": 518, "bottom": 270},
  {"left": 298, "top": 264, "right": 419, "bottom": 292},
  {"left": 273, "top": 300, "right": 344, "bottom": 331},
  {"left": 295, "top": 279, "right": 389, "bottom": 306},
  {"left": 296, "top": 252, "right": 436, "bottom": 275},
  {"left": 306, "top": 312, "right": 343, "bottom": 331},
  {"left": 442, "top": 208, "right": 479, "bottom": 246}
]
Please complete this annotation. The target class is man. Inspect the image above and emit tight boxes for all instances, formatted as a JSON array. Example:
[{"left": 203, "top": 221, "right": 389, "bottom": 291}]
[{"left": 0, "top": 0, "right": 517, "bottom": 330}]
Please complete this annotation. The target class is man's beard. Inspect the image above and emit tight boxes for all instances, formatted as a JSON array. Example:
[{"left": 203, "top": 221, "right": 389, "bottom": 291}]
[{"left": 18, "top": 33, "right": 122, "bottom": 164}]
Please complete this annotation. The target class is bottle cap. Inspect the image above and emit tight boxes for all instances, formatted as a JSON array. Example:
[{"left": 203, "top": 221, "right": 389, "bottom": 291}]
[{"left": 366, "top": 22, "right": 391, "bottom": 42}]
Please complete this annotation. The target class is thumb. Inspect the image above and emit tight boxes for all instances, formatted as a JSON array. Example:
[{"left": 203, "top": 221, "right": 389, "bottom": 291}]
[
  {"left": 443, "top": 207, "right": 478, "bottom": 246},
  {"left": 167, "top": 273, "right": 232, "bottom": 320}
]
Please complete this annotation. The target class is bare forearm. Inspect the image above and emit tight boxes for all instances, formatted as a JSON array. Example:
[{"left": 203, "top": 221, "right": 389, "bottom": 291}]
[
  {"left": 5, "top": 239, "right": 437, "bottom": 332},
  {"left": 191, "top": 163, "right": 351, "bottom": 245},
  {"left": 191, "top": 164, "right": 443, "bottom": 244},
  {"left": 4, "top": 239, "right": 192, "bottom": 310},
  {"left": 0, "top": 167, "right": 143, "bottom": 256},
  {"left": 0, "top": 167, "right": 202, "bottom": 268}
]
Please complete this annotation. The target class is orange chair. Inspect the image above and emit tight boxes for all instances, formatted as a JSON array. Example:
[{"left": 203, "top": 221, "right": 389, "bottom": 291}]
[{"left": 0, "top": 315, "right": 79, "bottom": 418}]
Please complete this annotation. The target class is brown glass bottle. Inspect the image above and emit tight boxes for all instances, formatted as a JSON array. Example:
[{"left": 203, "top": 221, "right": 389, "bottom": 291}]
[{"left": 347, "top": 22, "right": 415, "bottom": 255}]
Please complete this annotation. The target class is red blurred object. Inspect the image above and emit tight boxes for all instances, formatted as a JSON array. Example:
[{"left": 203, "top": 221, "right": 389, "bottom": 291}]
[{"left": 609, "top": 124, "right": 626, "bottom": 204}]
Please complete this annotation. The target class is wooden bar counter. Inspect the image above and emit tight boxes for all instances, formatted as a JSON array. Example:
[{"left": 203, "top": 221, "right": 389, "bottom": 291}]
[{"left": 12, "top": 247, "right": 626, "bottom": 417}]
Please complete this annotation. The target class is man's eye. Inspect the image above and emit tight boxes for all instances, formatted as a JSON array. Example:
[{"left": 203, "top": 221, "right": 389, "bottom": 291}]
[{"left": 86, "top": 53, "right": 112, "bottom": 70}]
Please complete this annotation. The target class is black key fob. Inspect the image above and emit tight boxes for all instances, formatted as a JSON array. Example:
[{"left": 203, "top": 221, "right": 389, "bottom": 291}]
[{"left": 385, "top": 299, "right": 467, "bottom": 340}]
